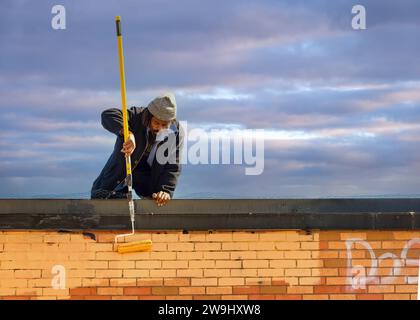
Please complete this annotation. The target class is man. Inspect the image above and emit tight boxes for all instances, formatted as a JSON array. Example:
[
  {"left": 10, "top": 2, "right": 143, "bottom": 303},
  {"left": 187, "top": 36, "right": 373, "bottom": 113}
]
[{"left": 91, "top": 93, "right": 183, "bottom": 206}]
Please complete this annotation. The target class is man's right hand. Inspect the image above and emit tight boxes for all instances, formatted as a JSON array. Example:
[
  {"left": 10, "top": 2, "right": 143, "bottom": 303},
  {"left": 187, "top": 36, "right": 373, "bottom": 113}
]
[{"left": 121, "top": 131, "right": 136, "bottom": 156}]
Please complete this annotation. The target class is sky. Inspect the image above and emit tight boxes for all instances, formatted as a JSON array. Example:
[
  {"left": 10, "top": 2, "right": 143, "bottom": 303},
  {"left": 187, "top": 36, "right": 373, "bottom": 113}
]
[{"left": 0, "top": 0, "right": 420, "bottom": 198}]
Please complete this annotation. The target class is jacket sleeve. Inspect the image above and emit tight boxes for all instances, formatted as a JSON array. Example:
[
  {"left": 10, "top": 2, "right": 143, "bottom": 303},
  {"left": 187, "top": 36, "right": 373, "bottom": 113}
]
[
  {"left": 101, "top": 107, "right": 143, "bottom": 136},
  {"left": 158, "top": 127, "right": 185, "bottom": 198}
]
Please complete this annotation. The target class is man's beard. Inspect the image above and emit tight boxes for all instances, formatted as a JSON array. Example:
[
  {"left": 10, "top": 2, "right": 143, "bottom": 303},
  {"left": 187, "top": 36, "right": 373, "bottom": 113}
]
[{"left": 149, "top": 129, "right": 157, "bottom": 143}]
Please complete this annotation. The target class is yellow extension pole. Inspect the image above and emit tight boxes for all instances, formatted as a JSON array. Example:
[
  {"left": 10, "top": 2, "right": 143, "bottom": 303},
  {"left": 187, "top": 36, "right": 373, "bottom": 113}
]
[
  {"left": 114, "top": 16, "right": 152, "bottom": 253},
  {"left": 115, "top": 16, "right": 132, "bottom": 178}
]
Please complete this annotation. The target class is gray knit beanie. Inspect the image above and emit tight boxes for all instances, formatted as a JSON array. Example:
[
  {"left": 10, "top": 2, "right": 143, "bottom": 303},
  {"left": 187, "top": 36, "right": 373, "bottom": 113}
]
[{"left": 147, "top": 93, "right": 177, "bottom": 121}]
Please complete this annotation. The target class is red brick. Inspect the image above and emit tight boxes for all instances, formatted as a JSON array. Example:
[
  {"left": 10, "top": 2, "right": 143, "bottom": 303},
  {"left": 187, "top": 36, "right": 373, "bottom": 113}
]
[
  {"left": 356, "top": 294, "right": 384, "bottom": 300},
  {"left": 164, "top": 278, "right": 190, "bottom": 286},
  {"left": 69, "top": 288, "right": 97, "bottom": 296},
  {"left": 193, "top": 295, "right": 222, "bottom": 300},
  {"left": 323, "top": 259, "right": 347, "bottom": 268},
  {"left": 271, "top": 280, "right": 289, "bottom": 286},
  {"left": 167, "top": 295, "right": 194, "bottom": 300},
  {"left": 138, "top": 295, "right": 165, "bottom": 300},
  {"left": 319, "top": 241, "right": 329, "bottom": 249},
  {"left": 329, "top": 294, "right": 356, "bottom": 300},
  {"left": 302, "top": 295, "right": 329, "bottom": 300},
  {"left": 248, "top": 295, "right": 276, "bottom": 300},
  {"left": 260, "top": 286, "right": 287, "bottom": 294},
  {"left": 137, "top": 279, "right": 163, "bottom": 286},
  {"left": 83, "top": 296, "right": 112, "bottom": 300},
  {"left": 319, "top": 232, "right": 341, "bottom": 240},
  {"left": 152, "top": 287, "right": 178, "bottom": 295},
  {"left": 395, "top": 285, "right": 418, "bottom": 293},
  {"left": 366, "top": 231, "right": 394, "bottom": 241},
  {"left": 275, "top": 295, "right": 302, "bottom": 300},
  {"left": 384, "top": 294, "right": 411, "bottom": 300},
  {"left": 206, "top": 287, "right": 232, "bottom": 295},
  {"left": 97, "top": 288, "right": 123, "bottom": 296},
  {"left": 232, "top": 286, "right": 260, "bottom": 295},
  {"left": 124, "top": 287, "right": 151, "bottom": 295},
  {"left": 1, "top": 296, "right": 31, "bottom": 300},
  {"left": 179, "top": 287, "right": 205, "bottom": 295},
  {"left": 314, "top": 286, "right": 343, "bottom": 294}
]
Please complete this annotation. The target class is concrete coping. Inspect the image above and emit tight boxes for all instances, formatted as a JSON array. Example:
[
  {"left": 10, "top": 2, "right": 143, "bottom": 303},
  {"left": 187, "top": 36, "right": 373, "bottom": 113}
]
[{"left": 0, "top": 199, "right": 419, "bottom": 231}]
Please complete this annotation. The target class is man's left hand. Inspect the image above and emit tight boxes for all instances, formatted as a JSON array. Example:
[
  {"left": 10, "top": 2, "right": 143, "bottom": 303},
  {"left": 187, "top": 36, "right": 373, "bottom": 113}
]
[{"left": 152, "top": 191, "right": 171, "bottom": 207}]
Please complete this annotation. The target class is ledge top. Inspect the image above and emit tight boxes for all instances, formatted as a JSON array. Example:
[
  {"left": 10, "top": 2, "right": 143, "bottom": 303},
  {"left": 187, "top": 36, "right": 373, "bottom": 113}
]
[{"left": 0, "top": 199, "right": 419, "bottom": 230}]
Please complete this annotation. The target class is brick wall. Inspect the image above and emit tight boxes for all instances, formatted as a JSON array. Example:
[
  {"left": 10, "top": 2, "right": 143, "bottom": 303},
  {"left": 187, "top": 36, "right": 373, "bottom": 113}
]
[{"left": 0, "top": 230, "right": 419, "bottom": 300}]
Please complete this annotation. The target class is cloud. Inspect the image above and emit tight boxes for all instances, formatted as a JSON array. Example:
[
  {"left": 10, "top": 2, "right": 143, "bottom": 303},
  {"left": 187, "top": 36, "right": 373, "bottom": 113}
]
[{"left": 1, "top": 0, "right": 420, "bottom": 197}]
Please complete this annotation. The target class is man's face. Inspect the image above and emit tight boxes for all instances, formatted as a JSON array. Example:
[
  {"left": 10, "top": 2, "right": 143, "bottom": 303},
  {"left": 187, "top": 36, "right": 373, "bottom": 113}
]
[{"left": 150, "top": 116, "right": 171, "bottom": 135}]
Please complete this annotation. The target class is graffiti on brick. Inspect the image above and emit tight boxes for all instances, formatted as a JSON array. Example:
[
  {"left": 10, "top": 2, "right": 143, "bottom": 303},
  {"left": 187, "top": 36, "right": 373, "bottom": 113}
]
[{"left": 345, "top": 238, "right": 420, "bottom": 290}]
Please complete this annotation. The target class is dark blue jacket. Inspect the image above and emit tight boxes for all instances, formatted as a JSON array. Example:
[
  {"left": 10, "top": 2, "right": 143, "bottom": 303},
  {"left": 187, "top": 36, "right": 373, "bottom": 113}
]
[{"left": 91, "top": 106, "right": 183, "bottom": 199}]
